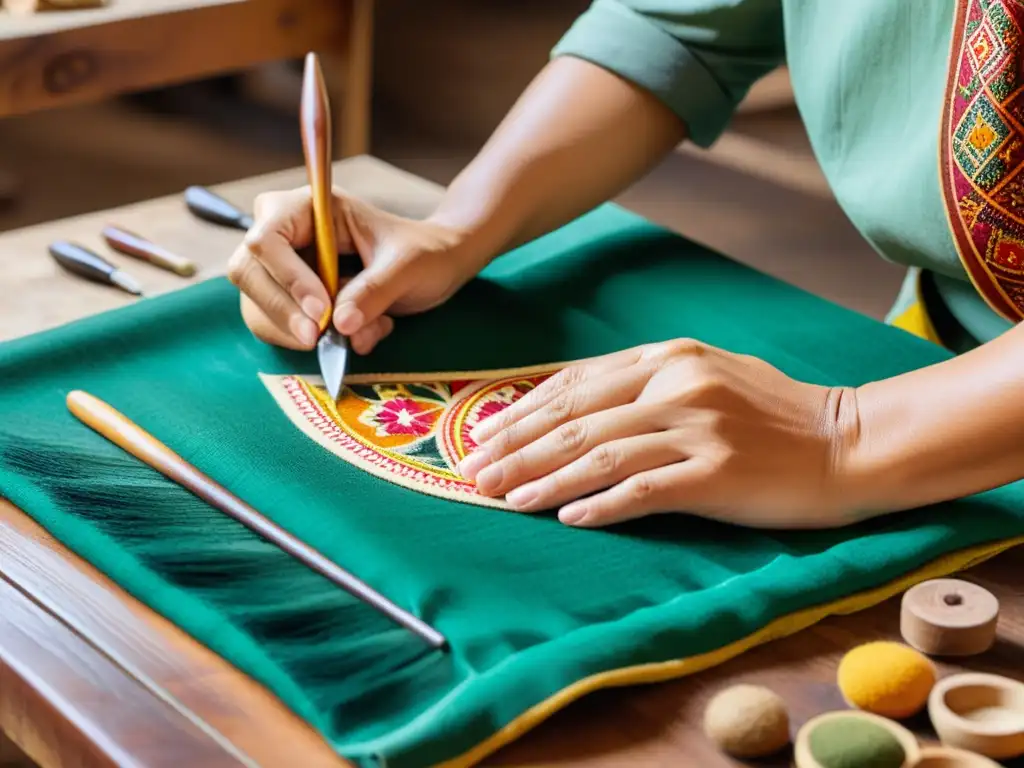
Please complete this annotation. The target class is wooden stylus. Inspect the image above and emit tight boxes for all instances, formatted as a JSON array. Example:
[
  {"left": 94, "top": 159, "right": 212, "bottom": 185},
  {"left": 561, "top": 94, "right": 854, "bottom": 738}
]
[
  {"left": 300, "top": 52, "right": 340, "bottom": 319},
  {"left": 66, "top": 390, "right": 448, "bottom": 651}
]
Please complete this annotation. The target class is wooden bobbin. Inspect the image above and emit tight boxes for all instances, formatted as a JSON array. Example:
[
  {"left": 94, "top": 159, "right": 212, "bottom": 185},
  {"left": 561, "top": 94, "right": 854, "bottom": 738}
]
[
  {"left": 900, "top": 579, "right": 999, "bottom": 657},
  {"left": 928, "top": 672, "right": 1024, "bottom": 760},
  {"left": 912, "top": 745, "right": 1002, "bottom": 768}
]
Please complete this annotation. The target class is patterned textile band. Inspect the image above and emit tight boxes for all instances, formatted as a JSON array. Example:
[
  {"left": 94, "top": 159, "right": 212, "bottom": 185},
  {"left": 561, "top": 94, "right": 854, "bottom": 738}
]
[{"left": 942, "top": 0, "right": 1024, "bottom": 321}]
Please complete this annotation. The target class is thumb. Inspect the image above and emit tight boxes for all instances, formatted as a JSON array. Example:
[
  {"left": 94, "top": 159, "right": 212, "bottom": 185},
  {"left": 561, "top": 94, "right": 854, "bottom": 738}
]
[
  {"left": 329, "top": 194, "right": 407, "bottom": 335},
  {"left": 332, "top": 253, "right": 408, "bottom": 335}
]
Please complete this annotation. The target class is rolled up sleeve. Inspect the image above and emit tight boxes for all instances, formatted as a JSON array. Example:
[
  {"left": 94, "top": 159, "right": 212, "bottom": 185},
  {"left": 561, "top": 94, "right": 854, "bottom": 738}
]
[{"left": 551, "top": 0, "right": 785, "bottom": 147}]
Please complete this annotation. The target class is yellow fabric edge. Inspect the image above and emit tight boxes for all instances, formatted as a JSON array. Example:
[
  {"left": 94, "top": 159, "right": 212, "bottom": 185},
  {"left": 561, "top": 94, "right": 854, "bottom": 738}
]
[
  {"left": 889, "top": 273, "right": 944, "bottom": 346},
  {"left": 436, "top": 534, "right": 1024, "bottom": 768}
]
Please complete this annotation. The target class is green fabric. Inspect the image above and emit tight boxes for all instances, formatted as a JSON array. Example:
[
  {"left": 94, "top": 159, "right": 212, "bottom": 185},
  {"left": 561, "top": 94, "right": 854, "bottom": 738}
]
[
  {"left": 552, "top": 0, "right": 1011, "bottom": 345},
  {"left": 1, "top": 205, "right": 1023, "bottom": 767}
]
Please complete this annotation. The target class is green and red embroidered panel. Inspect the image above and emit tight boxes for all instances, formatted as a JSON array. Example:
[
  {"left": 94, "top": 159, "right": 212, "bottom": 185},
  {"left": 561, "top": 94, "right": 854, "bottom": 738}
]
[
  {"left": 942, "top": 0, "right": 1024, "bottom": 321},
  {"left": 260, "top": 367, "right": 560, "bottom": 508}
]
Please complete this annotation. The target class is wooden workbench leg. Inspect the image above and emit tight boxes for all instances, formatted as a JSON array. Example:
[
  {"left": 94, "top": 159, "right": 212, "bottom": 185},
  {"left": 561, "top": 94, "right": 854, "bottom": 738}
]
[{"left": 334, "top": 0, "right": 373, "bottom": 158}]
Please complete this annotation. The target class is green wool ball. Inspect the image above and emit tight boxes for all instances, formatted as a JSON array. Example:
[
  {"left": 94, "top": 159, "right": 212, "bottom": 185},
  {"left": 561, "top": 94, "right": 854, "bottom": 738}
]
[{"left": 808, "top": 717, "right": 906, "bottom": 768}]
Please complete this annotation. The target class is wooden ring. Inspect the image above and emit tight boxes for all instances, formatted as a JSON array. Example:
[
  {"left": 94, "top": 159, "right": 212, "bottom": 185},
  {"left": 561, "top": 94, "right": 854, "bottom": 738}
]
[
  {"left": 928, "top": 672, "right": 1024, "bottom": 759},
  {"left": 901, "top": 579, "right": 999, "bottom": 657},
  {"left": 911, "top": 746, "right": 1002, "bottom": 767},
  {"left": 794, "top": 710, "right": 920, "bottom": 768}
]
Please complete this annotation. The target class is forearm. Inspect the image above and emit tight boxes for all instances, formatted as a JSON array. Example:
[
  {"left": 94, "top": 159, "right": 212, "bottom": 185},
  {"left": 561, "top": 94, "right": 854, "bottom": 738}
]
[
  {"left": 428, "top": 56, "right": 687, "bottom": 267},
  {"left": 849, "top": 322, "right": 1024, "bottom": 514}
]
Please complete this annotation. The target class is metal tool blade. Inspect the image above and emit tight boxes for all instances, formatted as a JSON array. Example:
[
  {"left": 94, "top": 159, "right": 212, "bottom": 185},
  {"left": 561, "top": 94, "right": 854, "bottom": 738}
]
[{"left": 317, "top": 326, "right": 349, "bottom": 401}]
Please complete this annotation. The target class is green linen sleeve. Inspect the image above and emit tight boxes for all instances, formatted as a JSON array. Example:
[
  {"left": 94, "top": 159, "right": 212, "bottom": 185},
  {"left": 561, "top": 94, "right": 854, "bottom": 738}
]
[{"left": 551, "top": 0, "right": 785, "bottom": 147}]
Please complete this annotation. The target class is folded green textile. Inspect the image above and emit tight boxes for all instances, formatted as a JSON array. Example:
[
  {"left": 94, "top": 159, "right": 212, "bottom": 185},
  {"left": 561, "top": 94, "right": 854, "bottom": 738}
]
[{"left": 1, "top": 204, "right": 1021, "bottom": 767}]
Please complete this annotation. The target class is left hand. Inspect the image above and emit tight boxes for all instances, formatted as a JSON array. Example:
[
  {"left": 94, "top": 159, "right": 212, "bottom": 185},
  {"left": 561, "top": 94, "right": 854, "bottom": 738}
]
[{"left": 458, "top": 339, "right": 862, "bottom": 529}]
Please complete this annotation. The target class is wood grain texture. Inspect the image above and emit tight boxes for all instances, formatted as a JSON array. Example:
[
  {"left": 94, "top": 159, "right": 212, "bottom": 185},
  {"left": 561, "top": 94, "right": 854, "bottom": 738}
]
[
  {"left": 1, "top": 157, "right": 1023, "bottom": 767},
  {"left": 0, "top": 0, "right": 350, "bottom": 119},
  {"left": 0, "top": 504, "right": 350, "bottom": 768},
  {"left": 0, "top": 575, "right": 248, "bottom": 767}
]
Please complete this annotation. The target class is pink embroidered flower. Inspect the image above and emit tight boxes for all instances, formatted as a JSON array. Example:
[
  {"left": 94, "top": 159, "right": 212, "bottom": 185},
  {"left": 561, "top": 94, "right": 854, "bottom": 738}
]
[{"left": 368, "top": 398, "right": 437, "bottom": 437}]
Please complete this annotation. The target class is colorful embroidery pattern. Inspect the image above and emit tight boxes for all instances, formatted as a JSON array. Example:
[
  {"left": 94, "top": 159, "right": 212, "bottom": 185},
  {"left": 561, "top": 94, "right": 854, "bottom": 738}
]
[
  {"left": 942, "top": 0, "right": 1024, "bottom": 321},
  {"left": 260, "top": 367, "right": 560, "bottom": 507}
]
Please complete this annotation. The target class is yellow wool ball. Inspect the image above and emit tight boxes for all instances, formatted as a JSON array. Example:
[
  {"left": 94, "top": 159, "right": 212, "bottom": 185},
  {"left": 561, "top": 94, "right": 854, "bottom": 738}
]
[{"left": 837, "top": 641, "right": 936, "bottom": 719}]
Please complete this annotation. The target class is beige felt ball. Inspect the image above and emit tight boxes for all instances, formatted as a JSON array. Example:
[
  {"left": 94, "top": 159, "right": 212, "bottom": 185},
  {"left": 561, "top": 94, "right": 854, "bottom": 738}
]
[{"left": 703, "top": 684, "right": 791, "bottom": 758}]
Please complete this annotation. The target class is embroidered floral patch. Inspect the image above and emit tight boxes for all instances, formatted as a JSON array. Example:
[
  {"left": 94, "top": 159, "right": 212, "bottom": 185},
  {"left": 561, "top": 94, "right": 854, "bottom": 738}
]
[{"left": 260, "top": 366, "right": 561, "bottom": 507}]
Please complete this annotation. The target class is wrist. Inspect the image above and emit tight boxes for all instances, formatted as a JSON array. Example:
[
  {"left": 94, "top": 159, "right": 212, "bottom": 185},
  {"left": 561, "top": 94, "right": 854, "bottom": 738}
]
[
  {"left": 836, "top": 372, "right": 1017, "bottom": 519},
  {"left": 830, "top": 382, "right": 910, "bottom": 521}
]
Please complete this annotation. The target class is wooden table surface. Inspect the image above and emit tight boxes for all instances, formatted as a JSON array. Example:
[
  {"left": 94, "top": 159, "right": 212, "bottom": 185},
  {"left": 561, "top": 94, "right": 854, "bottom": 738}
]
[{"left": 1, "top": 156, "right": 1023, "bottom": 768}]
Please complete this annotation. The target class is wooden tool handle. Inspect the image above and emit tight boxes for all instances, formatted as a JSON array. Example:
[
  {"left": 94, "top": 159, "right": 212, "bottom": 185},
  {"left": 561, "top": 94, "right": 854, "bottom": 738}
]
[
  {"left": 65, "top": 390, "right": 446, "bottom": 650},
  {"left": 301, "top": 52, "right": 339, "bottom": 322},
  {"left": 102, "top": 226, "right": 197, "bottom": 277}
]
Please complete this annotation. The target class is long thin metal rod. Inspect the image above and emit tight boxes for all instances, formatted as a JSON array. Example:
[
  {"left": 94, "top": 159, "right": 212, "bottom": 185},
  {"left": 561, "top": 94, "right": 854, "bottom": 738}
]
[{"left": 66, "top": 390, "right": 448, "bottom": 651}]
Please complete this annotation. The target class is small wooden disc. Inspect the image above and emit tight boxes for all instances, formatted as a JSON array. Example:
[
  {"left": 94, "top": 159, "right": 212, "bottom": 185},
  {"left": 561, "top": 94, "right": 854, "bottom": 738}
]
[
  {"left": 901, "top": 579, "right": 999, "bottom": 657},
  {"left": 912, "top": 746, "right": 1002, "bottom": 768}
]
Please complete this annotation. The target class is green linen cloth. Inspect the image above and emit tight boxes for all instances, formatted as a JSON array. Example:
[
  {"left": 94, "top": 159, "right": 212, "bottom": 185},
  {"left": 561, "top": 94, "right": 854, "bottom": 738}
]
[{"left": 1, "top": 204, "right": 1022, "bottom": 767}]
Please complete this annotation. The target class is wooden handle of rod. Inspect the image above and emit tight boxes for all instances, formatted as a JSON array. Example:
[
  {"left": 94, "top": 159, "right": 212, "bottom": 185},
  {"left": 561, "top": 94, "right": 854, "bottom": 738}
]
[
  {"left": 301, "top": 52, "right": 339, "bottom": 324},
  {"left": 65, "top": 390, "right": 447, "bottom": 650}
]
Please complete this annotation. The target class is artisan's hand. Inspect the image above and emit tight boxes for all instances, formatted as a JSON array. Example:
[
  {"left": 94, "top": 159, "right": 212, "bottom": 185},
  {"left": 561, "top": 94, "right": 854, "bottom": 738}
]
[
  {"left": 460, "top": 340, "right": 862, "bottom": 529},
  {"left": 228, "top": 187, "right": 481, "bottom": 353}
]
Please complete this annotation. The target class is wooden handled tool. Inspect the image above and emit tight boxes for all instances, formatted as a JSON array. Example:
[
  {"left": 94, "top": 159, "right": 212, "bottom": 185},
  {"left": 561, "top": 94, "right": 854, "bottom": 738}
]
[
  {"left": 66, "top": 390, "right": 448, "bottom": 651},
  {"left": 102, "top": 226, "right": 198, "bottom": 278},
  {"left": 301, "top": 52, "right": 349, "bottom": 401},
  {"left": 49, "top": 241, "right": 143, "bottom": 296},
  {"left": 184, "top": 186, "right": 254, "bottom": 231}
]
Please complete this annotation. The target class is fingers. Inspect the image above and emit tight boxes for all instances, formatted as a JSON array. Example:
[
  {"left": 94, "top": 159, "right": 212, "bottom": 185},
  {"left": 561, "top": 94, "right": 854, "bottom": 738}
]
[
  {"left": 349, "top": 315, "right": 395, "bottom": 355},
  {"left": 240, "top": 295, "right": 313, "bottom": 350},
  {"left": 557, "top": 458, "right": 713, "bottom": 528},
  {"left": 458, "top": 364, "right": 653, "bottom": 484},
  {"left": 230, "top": 249, "right": 319, "bottom": 348},
  {"left": 231, "top": 187, "right": 332, "bottom": 346},
  {"left": 245, "top": 228, "right": 331, "bottom": 327},
  {"left": 505, "top": 432, "right": 687, "bottom": 512},
  {"left": 468, "top": 402, "right": 663, "bottom": 498},
  {"left": 470, "top": 349, "right": 644, "bottom": 445},
  {"left": 332, "top": 257, "right": 408, "bottom": 336}
]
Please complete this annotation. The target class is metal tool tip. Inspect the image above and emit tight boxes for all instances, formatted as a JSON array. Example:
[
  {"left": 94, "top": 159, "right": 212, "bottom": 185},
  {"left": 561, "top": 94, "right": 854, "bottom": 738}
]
[
  {"left": 317, "top": 327, "right": 349, "bottom": 402},
  {"left": 111, "top": 270, "right": 144, "bottom": 296}
]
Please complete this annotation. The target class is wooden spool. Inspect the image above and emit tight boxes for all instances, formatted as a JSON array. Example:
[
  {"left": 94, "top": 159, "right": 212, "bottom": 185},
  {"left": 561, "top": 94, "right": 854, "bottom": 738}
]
[
  {"left": 794, "top": 710, "right": 920, "bottom": 768},
  {"left": 928, "top": 672, "right": 1024, "bottom": 759},
  {"left": 901, "top": 579, "right": 999, "bottom": 657},
  {"left": 912, "top": 746, "right": 1002, "bottom": 768}
]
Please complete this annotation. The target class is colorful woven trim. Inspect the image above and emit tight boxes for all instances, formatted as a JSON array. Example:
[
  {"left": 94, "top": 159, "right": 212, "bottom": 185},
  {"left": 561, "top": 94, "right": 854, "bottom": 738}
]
[
  {"left": 260, "top": 365, "right": 562, "bottom": 507},
  {"left": 941, "top": 0, "right": 1024, "bottom": 321}
]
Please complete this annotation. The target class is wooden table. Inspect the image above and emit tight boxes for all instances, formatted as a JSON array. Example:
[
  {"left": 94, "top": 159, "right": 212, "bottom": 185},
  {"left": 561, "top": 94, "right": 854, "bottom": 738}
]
[
  {"left": 0, "top": 0, "right": 373, "bottom": 157},
  {"left": 1, "top": 157, "right": 1023, "bottom": 767}
]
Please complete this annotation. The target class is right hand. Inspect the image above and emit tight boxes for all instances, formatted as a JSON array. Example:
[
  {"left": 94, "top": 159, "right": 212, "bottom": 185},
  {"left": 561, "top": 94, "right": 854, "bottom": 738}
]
[{"left": 227, "top": 187, "right": 482, "bottom": 354}]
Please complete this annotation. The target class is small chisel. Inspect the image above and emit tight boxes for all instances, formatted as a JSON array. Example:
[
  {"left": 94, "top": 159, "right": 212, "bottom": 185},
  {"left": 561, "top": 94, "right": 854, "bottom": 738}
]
[
  {"left": 184, "top": 186, "right": 254, "bottom": 231},
  {"left": 302, "top": 52, "right": 348, "bottom": 402},
  {"left": 101, "top": 226, "right": 198, "bottom": 278},
  {"left": 49, "top": 241, "right": 143, "bottom": 296}
]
